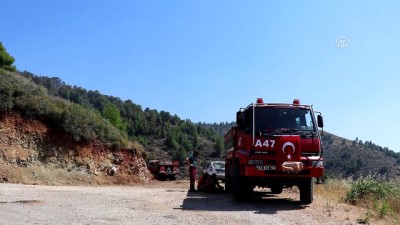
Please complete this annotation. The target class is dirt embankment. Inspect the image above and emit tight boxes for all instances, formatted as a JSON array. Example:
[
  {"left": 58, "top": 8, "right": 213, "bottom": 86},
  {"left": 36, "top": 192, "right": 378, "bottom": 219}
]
[{"left": 0, "top": 112, "right": 150, "bottom": 185}]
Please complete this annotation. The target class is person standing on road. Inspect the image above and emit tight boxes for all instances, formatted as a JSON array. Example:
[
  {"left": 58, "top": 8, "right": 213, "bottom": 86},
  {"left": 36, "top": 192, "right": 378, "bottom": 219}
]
[{"left": 186, "top": 150, "right": 199, "bottom": 192}]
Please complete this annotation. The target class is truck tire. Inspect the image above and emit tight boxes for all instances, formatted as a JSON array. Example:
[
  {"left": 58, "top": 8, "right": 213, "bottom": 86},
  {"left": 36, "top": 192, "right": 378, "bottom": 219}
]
[
  {"left": 299, "top": 178, "right": 314, "bottom": 204},
  {"left": 232, "top": 163, "right": 251, "bottom": 201},
  {"left": 225, "top": 174, "right": 232, "bottom": 193},
  {"left": 270, "top": 184, "right": 283, "bottom": 194},
  {"left": 157, "top": 173, "right": 167, "bottom": 181}
]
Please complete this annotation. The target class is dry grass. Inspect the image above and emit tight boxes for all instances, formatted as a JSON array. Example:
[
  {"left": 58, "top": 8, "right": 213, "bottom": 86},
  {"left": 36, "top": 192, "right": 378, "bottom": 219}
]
[
  {"left": 317, "top": 177, "right": 400, "bottom": 224},
  {"left": 0, "top": 163, "right": 147, "bottom": 186},
  {"left": 1, "top": 164, "right": 93, "bottom": 185},
  {"left": 315, "top": 178, "right": 351, "bottom": 203},
  {"left": 385, "top": 179, "right": 400, "bottom": 222}
]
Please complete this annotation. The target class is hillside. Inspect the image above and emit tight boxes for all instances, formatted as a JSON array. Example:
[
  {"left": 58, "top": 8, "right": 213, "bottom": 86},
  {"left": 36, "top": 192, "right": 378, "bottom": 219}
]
[
  {"left": 321, "top": 132, "right": 400, "bottom": 178},
  {"left": 0, "top": 111, "right": 149, "bottom": 185},
  {"left": 1, "top": 66, "right": 400, "bottom": 183},
  {"left": 0, "top": 67, "right": 226, "bottom": 183},
  {"left": 20, "top": 71, "right": 224, "bottom": 161}
]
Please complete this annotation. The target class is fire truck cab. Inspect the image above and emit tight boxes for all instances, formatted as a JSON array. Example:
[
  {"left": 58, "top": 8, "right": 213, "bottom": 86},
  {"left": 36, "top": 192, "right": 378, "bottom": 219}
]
[{"left": 224, "top": 98, "right": 324, "bottom": 204}]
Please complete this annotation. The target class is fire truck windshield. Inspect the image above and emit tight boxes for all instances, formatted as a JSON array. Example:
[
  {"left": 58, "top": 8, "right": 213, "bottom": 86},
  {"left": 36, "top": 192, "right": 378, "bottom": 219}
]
[{"left": 254, "top": 107, "right": 316, "bottom": 133}]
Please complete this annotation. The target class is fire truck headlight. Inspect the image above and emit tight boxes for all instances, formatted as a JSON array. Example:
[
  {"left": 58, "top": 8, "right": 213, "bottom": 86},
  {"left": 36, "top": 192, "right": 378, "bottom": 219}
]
[
  {"left": 248, "top": 160, "right": 263, "bottom": 165},
  {"left": 312, "top": 160, "right": 324, "bottom": 168}
]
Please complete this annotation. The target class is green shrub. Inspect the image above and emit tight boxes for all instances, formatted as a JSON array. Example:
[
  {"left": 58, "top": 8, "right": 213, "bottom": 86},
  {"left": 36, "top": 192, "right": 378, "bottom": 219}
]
[
  {"left": 173, "top": 146, "right": 187, "bottom": 165},
  {"left": 346, "top": 174, "right": 390, "bottom": 204},
  {"left": 62, "top": 103, "right": 125, "bottom": 144},
  {"left": 0, "top": 42, "right": 17, "bottom": 72},
  {"left": 346, "top": 174, "right": 400, "bottom": 221}
]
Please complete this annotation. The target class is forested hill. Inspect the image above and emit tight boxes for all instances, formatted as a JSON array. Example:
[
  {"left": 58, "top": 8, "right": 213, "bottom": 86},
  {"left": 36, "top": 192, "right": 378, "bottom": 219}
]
[
  {"left": 321, "top": 133, "right": 400, "bottom": 179},
  {"left": 15, "top": 71, "right": 224, "bottom": 163},
  {"left": 200, "top": 122, "right": 235, "bottom": 136}
]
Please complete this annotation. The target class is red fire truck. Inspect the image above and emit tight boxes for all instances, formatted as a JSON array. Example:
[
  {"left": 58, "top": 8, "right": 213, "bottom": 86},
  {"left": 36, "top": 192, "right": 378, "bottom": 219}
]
[
  {"left": 225, "top": 98, "right": 324, "bottom": 204},
  {"left": 148, "top": 160, "right": 180, "bottom": 181}
]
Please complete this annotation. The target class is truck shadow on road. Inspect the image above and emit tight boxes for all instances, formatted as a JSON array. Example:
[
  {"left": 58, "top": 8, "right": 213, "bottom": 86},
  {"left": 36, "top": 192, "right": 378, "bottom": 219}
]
[{"left": 176, "top": 191, "right": 308, "bottom": 214}]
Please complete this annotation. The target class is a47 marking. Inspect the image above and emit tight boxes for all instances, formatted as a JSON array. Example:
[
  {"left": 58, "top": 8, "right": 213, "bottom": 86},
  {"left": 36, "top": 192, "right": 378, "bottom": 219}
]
[{"left": 254, "top": 139, "right": 276, "bottom": 148}]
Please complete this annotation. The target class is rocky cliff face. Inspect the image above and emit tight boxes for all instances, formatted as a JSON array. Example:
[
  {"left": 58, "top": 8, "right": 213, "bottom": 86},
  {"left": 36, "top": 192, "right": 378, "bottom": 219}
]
[{"left": 0, "top": 112, "right": 151, "bottom": 185}]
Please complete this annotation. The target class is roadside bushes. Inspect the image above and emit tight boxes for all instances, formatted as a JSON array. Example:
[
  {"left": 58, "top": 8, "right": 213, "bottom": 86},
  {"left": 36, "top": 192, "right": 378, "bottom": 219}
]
[
  {"left": 346, "top": 174, "right": 390, "bottom": 204},
  {"left": 0, "top": 69, "right": 126, "bottom": 145},
  {"left": 62, "top": 103, "right": 125, "bottom": 144},
  {"left": 318, "top": 175, "right": 400, "bottom": 222},
  {"left": 345, "top": 174, "right": 400, "bottom": 220}
]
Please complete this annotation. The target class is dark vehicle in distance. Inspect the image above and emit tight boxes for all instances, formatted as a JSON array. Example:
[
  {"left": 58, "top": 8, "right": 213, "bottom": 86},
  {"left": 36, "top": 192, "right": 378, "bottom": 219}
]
[{"left": 148, "top": 160, "right": 179, "bottom": 181}]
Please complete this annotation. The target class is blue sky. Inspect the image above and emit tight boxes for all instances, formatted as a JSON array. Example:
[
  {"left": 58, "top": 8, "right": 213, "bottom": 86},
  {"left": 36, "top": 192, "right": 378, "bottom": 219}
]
[{"left": 1, "top": 1, "right": 400, "bottom": 152}]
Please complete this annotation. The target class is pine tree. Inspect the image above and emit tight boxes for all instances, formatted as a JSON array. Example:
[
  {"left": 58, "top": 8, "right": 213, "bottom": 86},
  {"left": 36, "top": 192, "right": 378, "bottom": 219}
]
[
  {"left": 0, "top": 42, "right": 16, "bottom": 72},
  {"left": 102, "top": 103, "right": 127, "bottom": 131}
]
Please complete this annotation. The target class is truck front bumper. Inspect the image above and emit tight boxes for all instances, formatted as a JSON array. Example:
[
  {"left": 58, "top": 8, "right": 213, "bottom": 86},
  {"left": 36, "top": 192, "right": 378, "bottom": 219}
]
[{"left": 243, "top": 164, "right": 324, "bottom": 178}]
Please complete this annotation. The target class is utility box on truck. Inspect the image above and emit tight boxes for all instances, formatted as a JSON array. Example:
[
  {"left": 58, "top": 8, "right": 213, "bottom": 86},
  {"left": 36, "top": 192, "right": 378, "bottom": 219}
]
[{"left": 224, "top": 98, "right": 324, "bottom": 204}]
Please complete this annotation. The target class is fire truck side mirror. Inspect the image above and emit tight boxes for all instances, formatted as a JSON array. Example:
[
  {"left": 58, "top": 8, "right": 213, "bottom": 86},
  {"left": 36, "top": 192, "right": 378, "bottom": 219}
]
[
  {"left": 236, "top": 111, "right": 244, "bottom": 129},
  {"left": 317, "top": 115, "right": 324, "bottom": 128}
]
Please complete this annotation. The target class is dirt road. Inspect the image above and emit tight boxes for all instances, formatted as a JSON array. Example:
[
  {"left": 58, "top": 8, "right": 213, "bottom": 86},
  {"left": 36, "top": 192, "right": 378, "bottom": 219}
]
[{"left": 0, "top": 181, "right": 369, "bottom": 225}]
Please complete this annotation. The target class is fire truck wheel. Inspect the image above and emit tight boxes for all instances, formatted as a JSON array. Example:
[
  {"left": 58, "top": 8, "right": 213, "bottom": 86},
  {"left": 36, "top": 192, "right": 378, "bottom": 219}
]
[
  {"left": 157, "top": 174, "right": 167, "bottom": 181},
  {"left": 299, "top": 178, "right": 314, "bottom": 204},
  {"left": 232, "top": 163, "right": 251, "bottom": 201},
  {"left": 225, "top": 174, "right": 232, "bottom": 193},
  {"left": 270, "top": 184, "right": 283, "bottom": 194}
]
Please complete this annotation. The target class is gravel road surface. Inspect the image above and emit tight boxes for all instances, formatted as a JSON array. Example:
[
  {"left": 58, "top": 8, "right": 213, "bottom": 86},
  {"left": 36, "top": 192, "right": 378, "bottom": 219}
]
[{"left": 0, "top": 181, "right": 367, "bottom": 225}]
